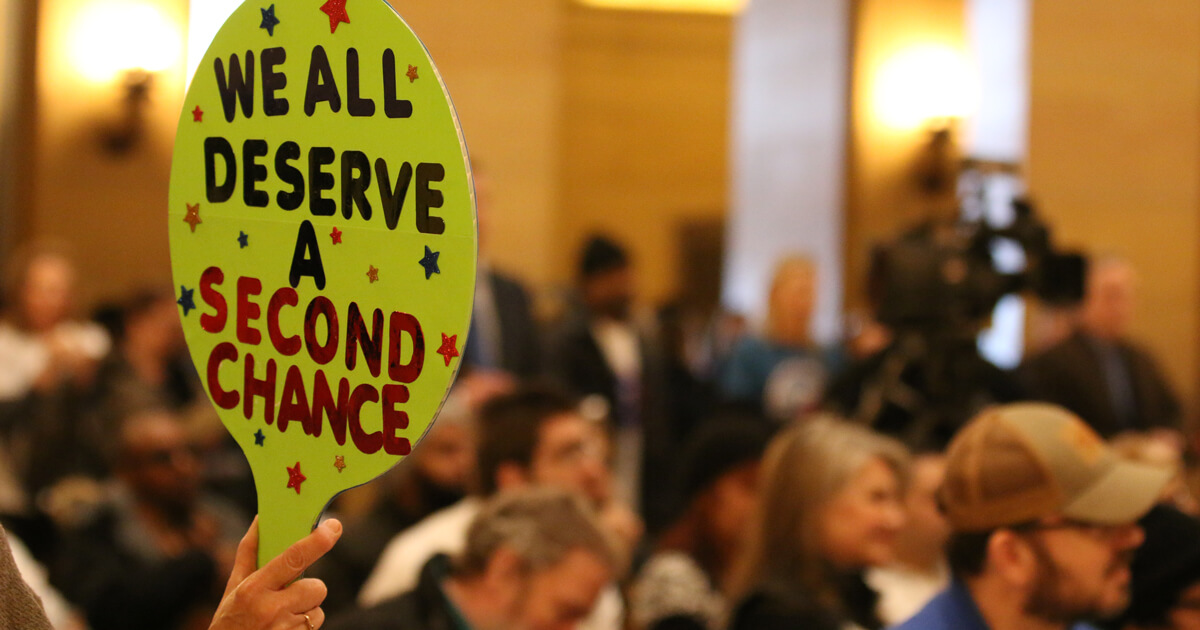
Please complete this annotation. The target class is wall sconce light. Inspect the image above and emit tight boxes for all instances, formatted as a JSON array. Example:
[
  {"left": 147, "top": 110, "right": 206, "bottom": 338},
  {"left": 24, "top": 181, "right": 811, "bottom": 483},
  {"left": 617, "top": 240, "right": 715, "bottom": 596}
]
[
  {"left": 67, "top": 1, "right": 181, "bottom": 154},
  {"left": 575, "top": 0, "right": 747, "bottom": 14},
  {"left": 915, "top": 117, "right": 957, "bottom": 194},
  {"left": 873, "top": 44, "right": 977, "bottom": 194}
]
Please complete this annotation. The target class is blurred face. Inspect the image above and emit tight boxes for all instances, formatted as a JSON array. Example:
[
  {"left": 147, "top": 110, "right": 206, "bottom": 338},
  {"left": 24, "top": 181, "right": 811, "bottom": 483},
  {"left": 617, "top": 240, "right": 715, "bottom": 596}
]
[
  {"left": 773, "top": 265, "right": 816, "bottom": 326},
  {"left": 583, "top": 268, "right": 634, "bottom": 320},
  {"left": 702, "top": 462, "right": 761, "bottom": 552},
  {"left": 127, "top": 298, "right": 185, "bottom": 358},
  {"left": 1082, "top": 263, "right": 1136, "bottom": 340},
  {"left": 1168, "top": 582, "right": 1200, "bottom": 630},
  {"left": 509, "top": 549, "right": 612, "bottom": 630},
  {"left": 20, "top": 255, "right": 74, "bottom": 332},
  {"left": 119, "top": 415, "right": 202, "bottom": 510},
  {"left": 1021, "top": 519, "right": 1144, "bottom": 622},
  {"left": 900, "top": 455, "right": 951, "bottom": 551},
  {"left": 819, "top": 457, "right": 906, "bottom": 569},
  {"left": 530, "top": 414, "right": 609, "bottom": 506},
  {"left": 415, "top": 422, "right": 476, "bottom": 493}
]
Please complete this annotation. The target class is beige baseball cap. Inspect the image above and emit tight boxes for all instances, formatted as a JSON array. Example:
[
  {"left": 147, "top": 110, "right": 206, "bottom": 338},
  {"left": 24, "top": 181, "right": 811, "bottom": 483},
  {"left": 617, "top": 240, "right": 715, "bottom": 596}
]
[{"left": 940, "top": 403, "right": 1174, "bottom": 532}]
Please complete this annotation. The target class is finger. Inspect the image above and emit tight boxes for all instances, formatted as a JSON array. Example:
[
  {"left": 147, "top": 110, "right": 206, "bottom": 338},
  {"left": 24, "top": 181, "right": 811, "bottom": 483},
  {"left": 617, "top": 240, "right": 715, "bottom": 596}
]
[
  {"left": 278, "top": 578, "right": 328, "bottom": 614},
  {"left": 282, "top": 608, "right": 325, "bottom": 630},
  {"left": 224, "top": 517, "right": 259, "bottom": 596},
  {"left": 303, "top": 606, "right": 325, "bottom": 629},
  {"left": 254, "top": 519, "right": 342, "bottom": 590}
]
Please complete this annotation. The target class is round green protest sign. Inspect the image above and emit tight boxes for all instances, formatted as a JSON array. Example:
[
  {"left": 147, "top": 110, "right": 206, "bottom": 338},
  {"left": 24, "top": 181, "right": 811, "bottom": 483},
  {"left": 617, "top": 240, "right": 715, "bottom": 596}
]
[{"left": 168, "top": 0, "right": 475, "bottom": 566}]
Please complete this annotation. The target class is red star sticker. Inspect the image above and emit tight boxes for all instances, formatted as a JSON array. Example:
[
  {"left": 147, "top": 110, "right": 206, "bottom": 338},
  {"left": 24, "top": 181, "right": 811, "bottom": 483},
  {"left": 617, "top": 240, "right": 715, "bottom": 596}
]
[
  {"left": 286, "top": 462, "right": 306, "bottom": 494},
  {"left": 436, "top": 333, "right": 459, "bottom": 366},
  {"left": 319, "top": 0, "right": 350, "bottom": 33},
  {"left": 330, "top": 226, "right": 343, "bottom": 244},
  {"left": 366, "top": 265, "right": 379, "bottom": 283},
  {"left": 192, "top": 106, "right": 204, "bottom": 122},
  {"left": 334, "top": 455, "right": 346, "bottom": 473},
  {"left": 183, "top": 203, "right": 202, "bottom": 232},
  {"left": 406, "top": 65, "right": 419, "bottom": 82}
]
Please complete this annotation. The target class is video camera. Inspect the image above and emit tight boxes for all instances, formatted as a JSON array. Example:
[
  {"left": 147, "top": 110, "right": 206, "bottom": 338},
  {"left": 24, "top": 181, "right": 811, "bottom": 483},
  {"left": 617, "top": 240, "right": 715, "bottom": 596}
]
[
  {"left": 869, "top": 198, "right": 1086, "bottom": 336},
  {"left": 837, "top": 198, "right": 1087, "bottom": 448}
]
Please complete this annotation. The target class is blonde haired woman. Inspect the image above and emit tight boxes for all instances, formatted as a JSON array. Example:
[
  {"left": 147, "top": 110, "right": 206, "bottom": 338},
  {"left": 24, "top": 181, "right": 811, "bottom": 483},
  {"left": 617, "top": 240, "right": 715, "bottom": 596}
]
[
  {"left": 717, "top": 256, "right": 839, "bottom": 421},
  {"left": 728, "top": 416, "right": 908, "bottom": 630}
]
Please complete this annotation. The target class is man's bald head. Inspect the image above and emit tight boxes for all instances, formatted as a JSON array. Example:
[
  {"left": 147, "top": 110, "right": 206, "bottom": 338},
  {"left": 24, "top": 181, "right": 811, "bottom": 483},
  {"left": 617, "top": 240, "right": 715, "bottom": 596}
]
[{"left": 1081, "top": 257, "right": 1136, "bottom": 340}]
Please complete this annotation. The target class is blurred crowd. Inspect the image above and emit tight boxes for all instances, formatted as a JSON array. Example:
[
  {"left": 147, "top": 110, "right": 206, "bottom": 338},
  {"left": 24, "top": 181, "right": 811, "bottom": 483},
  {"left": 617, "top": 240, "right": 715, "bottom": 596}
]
[{"left": 0, "top": 212, "right": 1197, "bottom": 630}]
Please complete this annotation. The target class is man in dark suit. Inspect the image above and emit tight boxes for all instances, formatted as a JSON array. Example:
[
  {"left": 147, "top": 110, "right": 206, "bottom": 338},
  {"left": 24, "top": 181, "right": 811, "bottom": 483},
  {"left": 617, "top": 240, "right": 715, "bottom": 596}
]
[
  {"left": 546, "top": 236, "right": 671, "bottom": 533},
  {"left": 1020, "top": 257, "right": 1180, "bottom": 437},
  {"left": 461, "top": 164, "right": 541, "bottom": 379},
  {"left": 463, "top": 269, "right": 540, "bottom": 378}
]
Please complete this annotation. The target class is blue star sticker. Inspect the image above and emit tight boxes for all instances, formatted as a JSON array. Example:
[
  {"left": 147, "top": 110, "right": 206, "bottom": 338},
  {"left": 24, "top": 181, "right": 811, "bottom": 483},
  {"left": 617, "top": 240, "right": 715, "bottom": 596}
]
[
  {"left": 177, "top": 286, "right": 195, "bottom": 316},
  {"left": 260, "top": 4, "right": 280, "bottom": 36},
  {"left": 237, "top": 231, "right": 249, "bottom": 248},
  {"left": 419, "top": 246, "right": 440, "bottom": 279},
  {"left": 254, "top": 429, "right": 266, "bottom": 446}
]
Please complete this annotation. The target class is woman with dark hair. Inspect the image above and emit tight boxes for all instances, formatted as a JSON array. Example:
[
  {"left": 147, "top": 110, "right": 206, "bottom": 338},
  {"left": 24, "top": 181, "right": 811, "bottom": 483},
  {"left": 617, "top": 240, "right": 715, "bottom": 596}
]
[
  {"left": 727, "top": 416, "right": 909, "bottom": 630},
  {"left": 630, "top": 419, "right": 770, "bottom": 630}
]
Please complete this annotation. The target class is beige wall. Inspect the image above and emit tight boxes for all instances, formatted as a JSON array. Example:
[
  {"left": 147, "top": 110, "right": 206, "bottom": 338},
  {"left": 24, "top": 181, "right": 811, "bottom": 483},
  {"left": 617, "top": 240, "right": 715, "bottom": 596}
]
[
  {"left": 394, "top": 2, "right": 565, "bottom": 290},
  {"left": 559, "top": 6, "right": 732, "bottom": 305},
  {"left": 1029, "top": 1, "right": 1200, "bottom": 413}
]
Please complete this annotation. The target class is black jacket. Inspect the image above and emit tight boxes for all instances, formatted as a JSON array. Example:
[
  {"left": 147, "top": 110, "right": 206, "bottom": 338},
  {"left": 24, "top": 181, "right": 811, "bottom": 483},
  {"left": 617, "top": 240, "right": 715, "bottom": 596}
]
[
  {"left": 325, "top": 554, "right": 464, "bottom": 630},
  {"left": 728, "top": 573, "right": 883, "bottom": 630},
  {"left": 50, "top": 505, "right": 219, "bottom": 630},
  {"left": 463, "top": 271, "right": 541, "bottom": 378},
  {"left": 1019, "top": 331, "right": 1180, "bottom": 437}
]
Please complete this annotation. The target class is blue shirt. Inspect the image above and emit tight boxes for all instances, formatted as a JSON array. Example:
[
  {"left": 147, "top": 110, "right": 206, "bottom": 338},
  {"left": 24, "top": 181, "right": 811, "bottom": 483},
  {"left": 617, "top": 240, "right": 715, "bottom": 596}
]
[
  {"left": 890, "top": 581, "right": 1100, "bottom": 630},
  {"left": 716, "top": 337, "right": 842, "bottom": 420}
]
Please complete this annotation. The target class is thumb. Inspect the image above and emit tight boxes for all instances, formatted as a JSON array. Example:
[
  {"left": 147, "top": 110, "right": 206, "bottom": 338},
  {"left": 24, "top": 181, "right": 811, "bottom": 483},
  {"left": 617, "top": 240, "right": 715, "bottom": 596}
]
[{"left": 223, "top": 517, "right": 259, "bottom": 597}]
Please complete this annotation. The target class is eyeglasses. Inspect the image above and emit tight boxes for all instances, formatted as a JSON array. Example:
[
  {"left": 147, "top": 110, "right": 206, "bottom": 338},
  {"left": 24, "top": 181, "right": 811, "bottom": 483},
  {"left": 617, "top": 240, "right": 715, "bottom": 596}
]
[{"left": 1010, "top": 518, "right": 1140, "bottom": 543}]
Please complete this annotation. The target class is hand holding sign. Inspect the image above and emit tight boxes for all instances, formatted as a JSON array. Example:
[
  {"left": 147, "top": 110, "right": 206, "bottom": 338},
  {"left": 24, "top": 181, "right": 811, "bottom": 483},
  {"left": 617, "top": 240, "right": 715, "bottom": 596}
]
[
  {"left": 169, "top": 0, "right": 475, "bottom": 567},
  {"left": 209, "top": 517, "right": 342, "bottom": 630}
]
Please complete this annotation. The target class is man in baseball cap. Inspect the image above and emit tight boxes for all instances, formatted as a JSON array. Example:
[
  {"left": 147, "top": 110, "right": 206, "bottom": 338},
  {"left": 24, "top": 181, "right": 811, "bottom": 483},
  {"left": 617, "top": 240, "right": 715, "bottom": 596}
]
[{"left": 892, "top": 403, "right": 1173, "bottom": 630}]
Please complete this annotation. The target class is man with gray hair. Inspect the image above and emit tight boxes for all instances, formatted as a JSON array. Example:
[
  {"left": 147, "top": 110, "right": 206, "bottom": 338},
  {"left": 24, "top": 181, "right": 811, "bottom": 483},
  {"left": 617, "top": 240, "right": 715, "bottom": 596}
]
[
  {"left": 326, "top": 488, "right": 620, "bottom": 630},
  {"left": 1019, "top": 257, "right": 1181, "bottom": 438}
]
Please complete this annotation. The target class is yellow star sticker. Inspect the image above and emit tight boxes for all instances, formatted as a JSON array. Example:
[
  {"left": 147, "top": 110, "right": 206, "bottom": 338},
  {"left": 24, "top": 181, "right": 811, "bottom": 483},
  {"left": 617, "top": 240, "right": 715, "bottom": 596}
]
[
  {"left": 183, "top": 203, "right": 202, "bottom": 232},
  {"left": 366, "top": 264, "right": 379, "bottom": 283}
]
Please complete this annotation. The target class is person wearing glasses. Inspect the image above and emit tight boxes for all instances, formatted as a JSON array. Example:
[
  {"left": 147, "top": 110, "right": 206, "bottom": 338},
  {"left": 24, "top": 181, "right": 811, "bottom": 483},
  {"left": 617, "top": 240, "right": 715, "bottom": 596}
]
[
  {"left": 357, "top": 385, "right": 640, "bottom": 630},
  {"left": 50, "top": 411, "right": 250, "bottom": 629},
  {"left": 892, "top": 403, "right": 1173, "bottom": 630}
]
